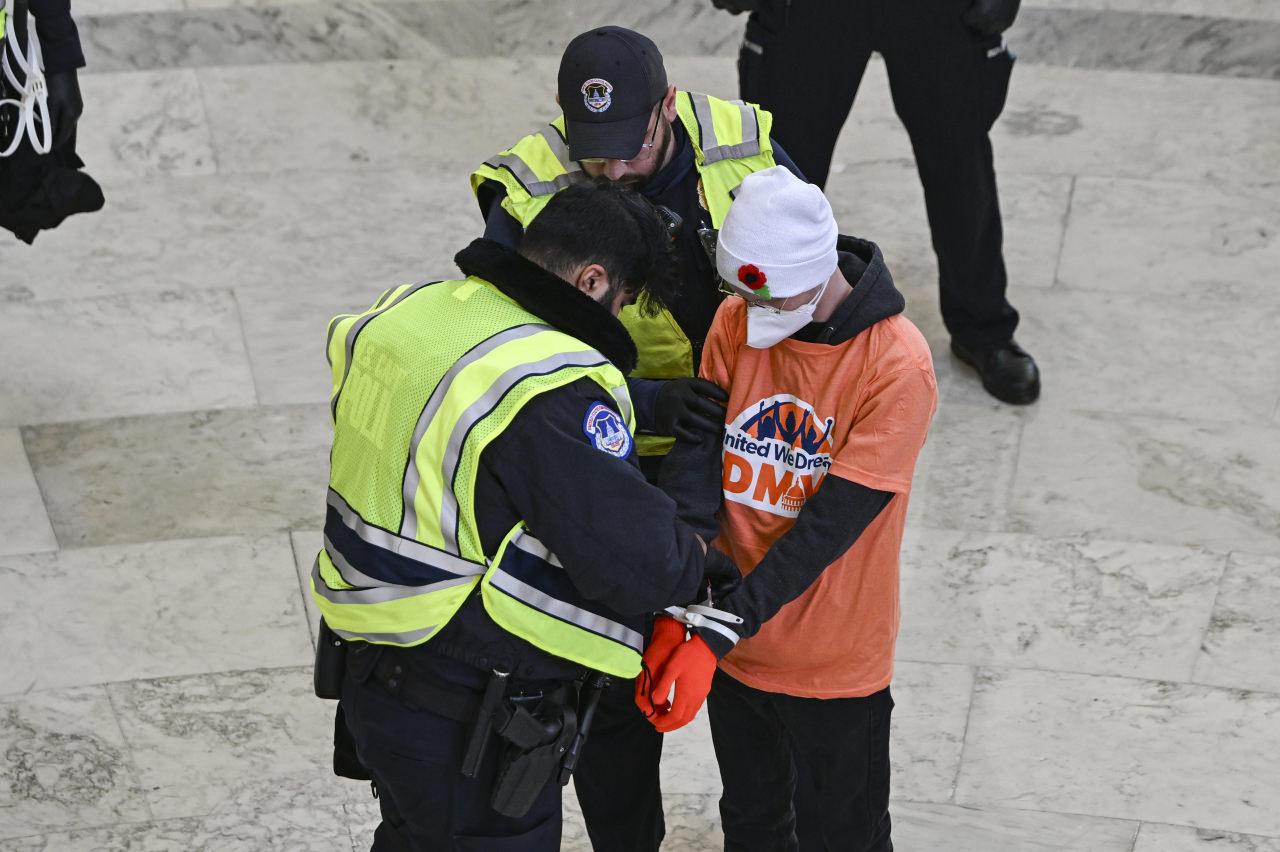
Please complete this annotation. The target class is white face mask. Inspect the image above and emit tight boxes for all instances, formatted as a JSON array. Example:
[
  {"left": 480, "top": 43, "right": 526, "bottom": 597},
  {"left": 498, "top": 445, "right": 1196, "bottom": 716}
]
[{"left": 745, "top": 281, "right": 828, "bottom": 349}]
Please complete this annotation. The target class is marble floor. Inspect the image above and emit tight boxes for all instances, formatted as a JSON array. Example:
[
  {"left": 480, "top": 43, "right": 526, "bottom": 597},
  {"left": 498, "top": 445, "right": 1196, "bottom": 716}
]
[{"left": 1, "top": 0, "right": 1278, "bottom": 849}]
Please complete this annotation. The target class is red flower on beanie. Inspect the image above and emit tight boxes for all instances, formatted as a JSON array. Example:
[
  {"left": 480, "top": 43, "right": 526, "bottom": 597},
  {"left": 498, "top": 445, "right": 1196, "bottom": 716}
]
[{"left": 737, "top": 264, "right": 767, "bottom": 290}]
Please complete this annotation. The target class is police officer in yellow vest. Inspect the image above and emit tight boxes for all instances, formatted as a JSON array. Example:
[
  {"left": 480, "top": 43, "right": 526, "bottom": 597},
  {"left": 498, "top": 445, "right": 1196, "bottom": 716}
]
[
  {"left": 314, "top": 181, "right": 730, "bottom": 850},
  {"left": 471, "top": 27, "right": 806, "bottom": 851}
]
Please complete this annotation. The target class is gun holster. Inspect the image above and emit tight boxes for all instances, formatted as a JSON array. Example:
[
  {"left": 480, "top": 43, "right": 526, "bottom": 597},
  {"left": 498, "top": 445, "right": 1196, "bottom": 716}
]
[
  {"left": 490, "top": 687, "right": 578, "bottom": 818},
  {"left": 314, "top": 618, "right": 347, "bottom": 700}
]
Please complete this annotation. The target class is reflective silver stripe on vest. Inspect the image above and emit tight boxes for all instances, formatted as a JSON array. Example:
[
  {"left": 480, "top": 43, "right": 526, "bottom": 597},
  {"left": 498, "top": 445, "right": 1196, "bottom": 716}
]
[
  {"left": 328, "top": 489, "right": 485, "bottom": 578},
  {"left": 311, "top": 557, "right": 474, "bottom": 606},
  {"left": 489, "top": 566, "right": 645, "bottom": 653},
  {"left": 688, "top": 93, "right": 762, "bottom": 165},
  {"left": 509, "top": 530, "right": 563, "bottom": 569},
  {"left": 400, "top": 324, "right": 551, "bottom": 541},
  {"left": 608, "top": 384, "right": 634, "bottom": 427},
  {"left": 439, "top": 349, "right": 613, "bottom": 554},
  {"left": 485, "top": 126, "right": 586, "bottom": 197},
  {"left": 332, "top": 280, "right": 438, "bottom": 419},
  {"left": 329, "top": 624, "right": 437, "bottom": 645}
]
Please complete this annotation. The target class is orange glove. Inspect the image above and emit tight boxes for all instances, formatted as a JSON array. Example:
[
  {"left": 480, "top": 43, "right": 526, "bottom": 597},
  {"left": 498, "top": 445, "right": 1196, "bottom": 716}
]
[
  {"left": 634, "top": 616, "right": 688, "bottom": 717},
  {"left": 648, "top": 634, "right": 717, "bottom": 733}
]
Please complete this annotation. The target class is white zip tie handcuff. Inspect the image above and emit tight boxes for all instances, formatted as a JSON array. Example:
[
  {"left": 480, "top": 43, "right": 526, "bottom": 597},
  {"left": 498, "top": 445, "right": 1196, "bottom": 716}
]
[
  {"left": 664, "top": 583, "right": 745, "bottom": 649},
  {"left": 1, "top": 3, "right": 52, "bottom": 158}
]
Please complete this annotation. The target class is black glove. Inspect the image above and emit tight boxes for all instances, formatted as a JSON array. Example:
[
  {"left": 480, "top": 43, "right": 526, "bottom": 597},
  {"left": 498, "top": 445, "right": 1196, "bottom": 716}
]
[
  {"left": 962, "top": 0, "right": 1021, "bottom": 36},
  {"left": 44, "top": 69, "right": 83, "bottom": 150},
  {"left": 703, "top": 547, "right": 742, "bottom": 603},
  {"left": 654, "top": 377, "right": 729, "bottom": 441},
  {"left": 710, "top": 0, "right": 761, "bottom": 14}
]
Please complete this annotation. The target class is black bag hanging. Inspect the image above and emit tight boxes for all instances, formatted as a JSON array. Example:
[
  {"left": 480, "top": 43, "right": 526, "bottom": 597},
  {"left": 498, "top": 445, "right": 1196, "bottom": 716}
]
[{"left": 0, "top": 0, "right": 103, "bottom": 244}]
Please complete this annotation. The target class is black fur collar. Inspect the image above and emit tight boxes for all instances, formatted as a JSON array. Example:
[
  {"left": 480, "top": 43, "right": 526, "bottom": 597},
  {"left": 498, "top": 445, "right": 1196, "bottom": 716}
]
[{"left": 454, "top": 238, "right": 638, "bottom": 374}]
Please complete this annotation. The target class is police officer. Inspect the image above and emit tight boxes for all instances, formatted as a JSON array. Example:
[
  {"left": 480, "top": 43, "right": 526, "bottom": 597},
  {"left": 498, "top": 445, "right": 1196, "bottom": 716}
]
[
  {"left": 714, "top": 0, "right": 1041, "bottom": 405},
  {"left": 470, "top": 27, "right": 803, "bottom": 850},
  {"left": 313, "top": 180, "right": 729, "bottom": 850}
]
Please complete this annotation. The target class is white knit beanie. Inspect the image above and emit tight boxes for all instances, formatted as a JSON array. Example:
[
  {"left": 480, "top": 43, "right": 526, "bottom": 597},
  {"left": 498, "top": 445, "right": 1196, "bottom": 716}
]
[{"left": 716, "top": 166, "right": 839, "bottom": 300}]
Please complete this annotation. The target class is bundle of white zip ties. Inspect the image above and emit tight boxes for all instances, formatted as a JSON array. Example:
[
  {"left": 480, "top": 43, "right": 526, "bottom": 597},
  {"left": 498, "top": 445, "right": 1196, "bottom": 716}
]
[{"left": 0, "top": 2, "right": 52, "bottom": 157}]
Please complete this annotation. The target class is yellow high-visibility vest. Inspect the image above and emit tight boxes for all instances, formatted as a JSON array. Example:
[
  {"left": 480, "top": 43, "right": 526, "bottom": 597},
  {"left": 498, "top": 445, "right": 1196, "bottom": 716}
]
[
  {"left": 313, "top": 276, "right": 645, "bottom": 677},
  {"left": 471, "top": 91, "right": 778, "bottom": 456}
]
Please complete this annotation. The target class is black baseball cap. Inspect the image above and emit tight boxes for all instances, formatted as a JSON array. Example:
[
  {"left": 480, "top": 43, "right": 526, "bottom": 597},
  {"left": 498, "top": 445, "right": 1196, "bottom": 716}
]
[{"left": 558, "top": 27, "right": 668, "bottom": 161}]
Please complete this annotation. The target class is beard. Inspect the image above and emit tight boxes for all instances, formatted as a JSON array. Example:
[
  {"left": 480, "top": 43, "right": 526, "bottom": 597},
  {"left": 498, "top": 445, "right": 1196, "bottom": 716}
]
[{"left": 620, "top": 118, "right": 675, "bottom": 191}]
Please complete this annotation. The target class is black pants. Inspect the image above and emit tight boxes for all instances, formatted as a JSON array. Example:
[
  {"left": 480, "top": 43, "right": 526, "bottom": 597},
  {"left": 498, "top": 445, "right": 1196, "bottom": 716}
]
[
  {"left": 740, "top": 0, "right": 1019, "bottom": 347},
  {"left": 708, "top": 670, "right": 894, "bottom": 852},
  {"left": 340, "top": 650, "right": 564, "bottom": 851},
  {"left": 573, "top": 675, "right": 667, "bottom": 851}
]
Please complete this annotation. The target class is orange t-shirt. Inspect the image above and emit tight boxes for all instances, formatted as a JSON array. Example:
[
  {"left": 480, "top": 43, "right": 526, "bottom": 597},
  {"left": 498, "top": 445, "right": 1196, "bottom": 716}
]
[{"left": 701, "top": 299, "right": 937, "bottom": 698}]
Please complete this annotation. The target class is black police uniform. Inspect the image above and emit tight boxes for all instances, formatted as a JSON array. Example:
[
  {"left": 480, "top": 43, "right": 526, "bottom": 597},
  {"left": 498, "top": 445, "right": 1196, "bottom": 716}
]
[
  {"left": 737, "top": 0, "right": 1020, "bottom": 350},
  {"left": 336, "top": 239, "right": 707, "bottom": 851}
]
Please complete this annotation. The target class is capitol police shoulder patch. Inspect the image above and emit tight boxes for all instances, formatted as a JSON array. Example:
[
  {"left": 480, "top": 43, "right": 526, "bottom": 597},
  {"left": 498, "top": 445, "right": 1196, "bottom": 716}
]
[{"left": 582, "top": 402, "right": 633, "bottom": 459}]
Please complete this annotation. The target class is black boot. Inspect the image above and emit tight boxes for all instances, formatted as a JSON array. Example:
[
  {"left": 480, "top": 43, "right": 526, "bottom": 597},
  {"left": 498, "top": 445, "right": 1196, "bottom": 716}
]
[{"left": 951, "top": 339, "right": 1041, "bottom": 405}]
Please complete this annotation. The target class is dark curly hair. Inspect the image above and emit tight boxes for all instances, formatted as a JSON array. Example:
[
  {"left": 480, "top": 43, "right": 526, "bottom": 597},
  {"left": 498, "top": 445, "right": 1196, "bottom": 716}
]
[{"left": 518, "top": 178, "right": 680, "bottom": 317}]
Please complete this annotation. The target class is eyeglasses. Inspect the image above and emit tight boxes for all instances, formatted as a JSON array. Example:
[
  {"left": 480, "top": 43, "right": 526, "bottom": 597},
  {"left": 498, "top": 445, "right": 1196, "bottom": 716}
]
[
  {"left": 718, "top": 279, "right": 784, "bottom": 314},
  {"left": 579, "top": 104, "right": 662, "bottom": 165},
  {"left": 718, "top": 278, "right": 826, "bottom": 315}
]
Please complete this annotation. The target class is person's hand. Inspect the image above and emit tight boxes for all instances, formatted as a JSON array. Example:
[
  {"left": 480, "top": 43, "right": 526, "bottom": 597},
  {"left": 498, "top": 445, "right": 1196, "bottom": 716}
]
[
  {"left": 962, "top": 0, "right": 1021, "bottom": 36},
  {"left": 44, "top": 69, "right": 84, "bottom": 149},
  {"left": 655, "top": 377, "right": 728, "bottom": 441},
  {"left": 710, "top": 0, "right": 761, "bottom": 14},
  {"left": 647, "top": 634, "right": 717, "bottom": 732},
  {"left": 634, "top": 617, "right": 688, "bottom": 717}
]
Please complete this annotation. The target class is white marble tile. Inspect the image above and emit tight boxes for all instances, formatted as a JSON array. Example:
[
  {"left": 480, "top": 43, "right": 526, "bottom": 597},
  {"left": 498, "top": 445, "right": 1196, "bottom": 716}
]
[
  {"left": 827, "top": 162, "right": 1072, "bottom": 294},
  {"left": 1026, "top": 0, "right": 1280, "bottom": 24},
  {"left": 107, "top": 667, "right": 357, "bottom": 820},
  {"left": 956, "top": 668, "right": 1280, "bottom": 836},
  {"left": 0, "top": 167, "right": 475, "bottom": 308},
  {"left": 23, "top": 404, "right": 332, "bottom": 548},
  {"left": 1194, "top": 551, "right": 1280, "bottom": 695},
  {"left": 834, "top": 60, "right": 1280, "bottom": 185},
  {"left": 0, "top": 806, "right": 353, "bottom": 851},
  {"left": 79, "top": 1, "right": 435, "bottom": 73},
  {"left": 1009, "top": 410, "right": 1280, "bottom": 552},
  {"left": 889, "top": 661, "right": 976, "bottom": 803},
  {"left": 0, "top": 687, "right": 151, "bottom": 839},
  {"left": 1134, "top": 823, "right": 1280, "bottom": 851},
  {"left": 1009, "top": 8, "right": 1280, "bottom": 80},
  {"left": 344, "top": 799, "right": 381, "bottom": 852},
  {"left": 0, "top": 290, "right": 258, "bottom": 426},
  {"left": 0, "top": 429, "right": 57, "bottom": 557},
  {"left": 899, "top": 529, "right": 1226, "bottom": 682},
  {"left": 892, "top": 801, "right": 1140, "bottom": 851},
  {"left": 1058, "top": 177, "right": 1280, "bottom": 296},
  {"left": 907, "top": 400, "right": 1027, "bottom": 534},
  {"left": 197, "top": 57, "right": 555, "bottom": 177},
  {"left": 76, "top": 69, "right": 217, "bottom": 182},
  {"left": 1017, "top": 284, "right": 1280, "bottom": 425},
  {"left": 0, "top": 535, "right": 312, "bottom": 696}
]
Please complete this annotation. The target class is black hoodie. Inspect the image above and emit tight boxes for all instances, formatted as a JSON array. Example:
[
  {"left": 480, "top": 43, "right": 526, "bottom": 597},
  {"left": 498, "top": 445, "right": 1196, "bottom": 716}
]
[{"left": 660, "top": 236, "right": 911, "bottom": 658}]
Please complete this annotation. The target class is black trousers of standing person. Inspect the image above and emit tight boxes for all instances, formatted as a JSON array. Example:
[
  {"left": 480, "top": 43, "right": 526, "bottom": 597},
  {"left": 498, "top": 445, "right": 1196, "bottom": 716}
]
[
  {"left": 574, "top": 675, "right": 667, "bottom": 851},
  {"left": 739, "top": 0, "right": 1019, "bottom": 349},
  {"left": 708, "top": 670, "right": 894, "bottom": 852}
]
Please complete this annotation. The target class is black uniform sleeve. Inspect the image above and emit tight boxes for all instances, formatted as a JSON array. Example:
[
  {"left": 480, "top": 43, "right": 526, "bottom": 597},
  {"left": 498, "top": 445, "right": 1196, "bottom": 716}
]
[
  {"left": 695, "top": 475, "right": 893, "bottom": 657},
  {"left": 477, "top": 180, "right": 525, "bottom": 250},
  {"left": 482, "top": 378, "right": 706, "bottom": 615},
  {"left": 29, "top": 0, "right": 85, "bottom": 72},
  {"left": 657, "top": 429, "right": 723, "bottom": 542}
]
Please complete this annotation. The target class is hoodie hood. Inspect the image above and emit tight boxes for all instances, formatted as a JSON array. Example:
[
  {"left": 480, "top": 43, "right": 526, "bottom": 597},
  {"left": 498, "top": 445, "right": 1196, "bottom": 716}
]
[{"left": 796, "top": 235, "right": 905, "bottom": 345}]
